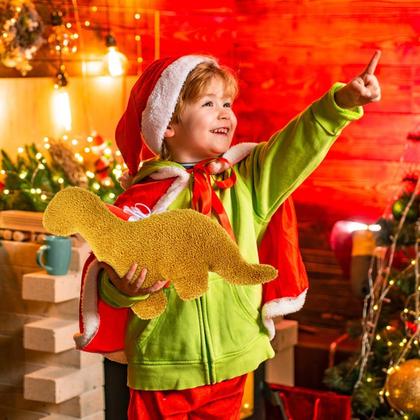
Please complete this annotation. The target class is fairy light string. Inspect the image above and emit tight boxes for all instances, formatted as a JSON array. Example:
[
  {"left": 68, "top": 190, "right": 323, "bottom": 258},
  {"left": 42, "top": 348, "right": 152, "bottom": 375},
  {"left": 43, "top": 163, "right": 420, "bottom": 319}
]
[{"left": 355, "top": 136, "right": 420, "bottom": 389}]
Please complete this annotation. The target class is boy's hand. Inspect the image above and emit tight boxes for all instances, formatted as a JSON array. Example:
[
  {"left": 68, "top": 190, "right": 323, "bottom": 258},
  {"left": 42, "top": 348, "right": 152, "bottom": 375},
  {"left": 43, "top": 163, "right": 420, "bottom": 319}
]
[
  {"left": 334, "top": 50, "right": 381, "bottom": 109},
  {"left": 98, "top": 262, "right": 167, "bottom": 297}
]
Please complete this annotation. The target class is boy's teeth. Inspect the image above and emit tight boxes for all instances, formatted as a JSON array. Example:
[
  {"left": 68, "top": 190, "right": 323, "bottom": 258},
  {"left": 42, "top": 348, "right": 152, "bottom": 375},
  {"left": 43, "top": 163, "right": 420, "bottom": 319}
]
[{"left": 211, "top": 128, "right": 228, "bottom": 134}]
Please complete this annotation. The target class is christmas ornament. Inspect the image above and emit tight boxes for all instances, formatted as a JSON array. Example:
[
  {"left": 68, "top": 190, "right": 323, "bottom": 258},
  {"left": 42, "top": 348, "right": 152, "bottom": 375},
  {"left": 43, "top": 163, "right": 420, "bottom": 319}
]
[
  {"left": 392, "top": 197, "right": 419, "bottom": 222},
  {"left": 48, "top": 140, "right": 87, "bottom": 187},
  {"left": 0, "top": 0, "right": 45, "bottom": 75},
  {"left": 385, "top": 359, "right": 420, "bottom": 416},
  {"left": 402, "top": 173, "right": 419, "bottom": 196}
]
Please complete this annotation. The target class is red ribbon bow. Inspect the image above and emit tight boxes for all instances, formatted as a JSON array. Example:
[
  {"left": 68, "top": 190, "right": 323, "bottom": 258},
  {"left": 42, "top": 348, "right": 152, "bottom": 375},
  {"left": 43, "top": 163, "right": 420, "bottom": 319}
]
[{"left": 190, "top": 158, "right": 237, "bottom": 241}]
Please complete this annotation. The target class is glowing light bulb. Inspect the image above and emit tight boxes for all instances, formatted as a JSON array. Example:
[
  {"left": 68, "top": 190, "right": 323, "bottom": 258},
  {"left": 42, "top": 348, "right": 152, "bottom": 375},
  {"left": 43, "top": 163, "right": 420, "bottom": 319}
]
[
  {"left": 103, "top": 34, "right": 127, "bottom": 77},
  {"left": 103, "top": 46, "right": 127, "bottom": 76},
  {"left": 52, "top": 87, "right": 72, "bottom": 133}
]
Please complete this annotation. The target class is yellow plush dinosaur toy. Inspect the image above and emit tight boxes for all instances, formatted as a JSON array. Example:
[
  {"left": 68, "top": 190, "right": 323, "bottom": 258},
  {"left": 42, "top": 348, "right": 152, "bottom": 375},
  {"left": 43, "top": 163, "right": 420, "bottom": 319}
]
[{"left": 43, "top": 187, "right": 277, "bottom": 319}]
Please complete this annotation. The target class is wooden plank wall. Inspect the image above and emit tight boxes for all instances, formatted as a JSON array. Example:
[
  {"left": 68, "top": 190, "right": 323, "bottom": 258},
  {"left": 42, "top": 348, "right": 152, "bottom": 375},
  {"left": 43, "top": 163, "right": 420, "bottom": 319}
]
[
  {"left": 2, "top": 0, "right": 420, "bottom": 330},
  {"left": 232, "top": 0, "right": 420, "bottom": 330}
]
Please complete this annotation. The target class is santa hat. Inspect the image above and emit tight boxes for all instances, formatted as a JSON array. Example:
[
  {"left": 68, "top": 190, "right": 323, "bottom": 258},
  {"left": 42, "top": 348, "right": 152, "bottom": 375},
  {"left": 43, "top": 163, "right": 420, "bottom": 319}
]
[{"left": 116, "top": 55, "right": 217, "bottom": 176}]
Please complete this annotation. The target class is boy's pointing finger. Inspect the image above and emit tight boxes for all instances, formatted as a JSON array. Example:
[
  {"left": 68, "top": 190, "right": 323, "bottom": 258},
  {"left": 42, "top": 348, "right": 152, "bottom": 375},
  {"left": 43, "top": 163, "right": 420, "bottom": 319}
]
[{"left": 364, "top": 50, "right": 381, "bottom": 75}]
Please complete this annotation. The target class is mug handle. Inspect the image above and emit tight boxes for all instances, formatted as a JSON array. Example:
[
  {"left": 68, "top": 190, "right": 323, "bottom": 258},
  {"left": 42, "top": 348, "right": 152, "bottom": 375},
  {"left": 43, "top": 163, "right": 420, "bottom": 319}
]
[{"left": 36, "top": 245, "right": 52, "bottom": 272}]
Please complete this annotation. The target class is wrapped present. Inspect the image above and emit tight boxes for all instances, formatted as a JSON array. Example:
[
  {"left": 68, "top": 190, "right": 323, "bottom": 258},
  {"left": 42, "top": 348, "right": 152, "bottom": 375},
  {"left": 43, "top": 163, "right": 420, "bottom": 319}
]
[{"left": 265, "top": 383, "right": 352, "bottom": 420}]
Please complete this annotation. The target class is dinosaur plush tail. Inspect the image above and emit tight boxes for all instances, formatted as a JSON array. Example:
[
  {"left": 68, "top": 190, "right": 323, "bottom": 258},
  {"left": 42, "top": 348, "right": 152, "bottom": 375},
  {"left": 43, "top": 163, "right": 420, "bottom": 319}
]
[{"left": 218, "top": 263, "right": 277, "bottom": 286}]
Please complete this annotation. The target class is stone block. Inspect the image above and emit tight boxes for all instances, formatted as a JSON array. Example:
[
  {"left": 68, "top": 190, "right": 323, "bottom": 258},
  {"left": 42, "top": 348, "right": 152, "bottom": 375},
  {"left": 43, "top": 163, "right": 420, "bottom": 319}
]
[
  {"left": 24, "top": 366, "right": 83, "bottom": 404},
  {"left": 81, "top": 363, "right": 104, "bottom": 390},
  {"left": 25, "top": 349, "right": 103, "bottom": 369},
  {"left": 52, "top": 387, "right": 104, "bottom": 417},
  {"left": 22, "top": 271, "right": 80, "bottom": 303},
  {"left": 24, "top": 363, "right": 104, "bottom": 405},
  {"left": 270, "top": 319, "right": 298, "bottom": 352},
  {"left": 69, "top": 242, "right": 91, "bottom": 273},
  {"left": 24, "top": 318, "right": 78, "bottom": 353},
  {"left": 1, "top": 240, "right": 40, "bottom": 269},
  {"left": 41, "top": 412, "right": 104, "bottom": 420}
]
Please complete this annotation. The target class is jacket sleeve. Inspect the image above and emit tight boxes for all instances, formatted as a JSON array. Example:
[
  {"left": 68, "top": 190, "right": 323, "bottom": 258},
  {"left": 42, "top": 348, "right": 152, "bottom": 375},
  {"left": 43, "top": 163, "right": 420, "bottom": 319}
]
[
  {"left": 99, "top": 271, "right": 150, "bottom": 308},
  {"left": 236, "top": 83, "right": 363, "bottom": 223}
]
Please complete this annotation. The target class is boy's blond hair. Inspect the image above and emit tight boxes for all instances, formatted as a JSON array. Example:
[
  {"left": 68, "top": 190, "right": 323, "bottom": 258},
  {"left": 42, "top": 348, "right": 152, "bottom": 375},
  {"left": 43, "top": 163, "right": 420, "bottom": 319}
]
[{"left": 161, "top": 61, "right": 238, "bottom": 160}]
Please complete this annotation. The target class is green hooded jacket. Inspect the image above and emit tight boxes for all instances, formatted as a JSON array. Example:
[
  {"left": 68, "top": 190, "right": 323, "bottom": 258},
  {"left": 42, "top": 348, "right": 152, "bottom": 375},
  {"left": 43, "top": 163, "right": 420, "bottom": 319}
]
[{"left": 99, "top": 83, "right": 363, "bottom": 390}]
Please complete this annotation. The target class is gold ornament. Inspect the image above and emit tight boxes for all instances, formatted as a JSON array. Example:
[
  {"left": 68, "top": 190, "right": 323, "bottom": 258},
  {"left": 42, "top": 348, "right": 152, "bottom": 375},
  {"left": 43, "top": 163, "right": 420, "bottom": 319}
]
[{"left": 385, "top": 359, "right": 420, "bottom": 415}]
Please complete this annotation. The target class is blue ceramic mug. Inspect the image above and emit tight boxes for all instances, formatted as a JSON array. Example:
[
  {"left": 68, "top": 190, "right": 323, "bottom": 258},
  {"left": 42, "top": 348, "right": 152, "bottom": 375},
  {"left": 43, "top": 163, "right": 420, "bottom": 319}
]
[{"left": 36, "top": 235, "right": 72, "bottom": 276}]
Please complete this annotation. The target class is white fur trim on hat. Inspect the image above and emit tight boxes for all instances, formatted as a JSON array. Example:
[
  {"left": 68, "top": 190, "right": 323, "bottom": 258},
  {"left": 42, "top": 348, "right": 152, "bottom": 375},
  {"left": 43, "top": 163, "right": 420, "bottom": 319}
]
[
  {"left": 262, "top": 289, "right": 307, "bottom": 340},
  {"left": 142, "top": 55, "right": 217, "bottom": 155}
]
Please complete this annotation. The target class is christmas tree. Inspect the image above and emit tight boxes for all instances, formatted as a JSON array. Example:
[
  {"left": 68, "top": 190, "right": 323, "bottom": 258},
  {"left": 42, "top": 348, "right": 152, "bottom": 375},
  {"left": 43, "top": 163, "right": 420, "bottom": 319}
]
[
  {"left": 324, "top": 134, "right": 420, "bottom": 419},
  {"left": 0, "top": 134, "right": 124, "bottom": 211}
]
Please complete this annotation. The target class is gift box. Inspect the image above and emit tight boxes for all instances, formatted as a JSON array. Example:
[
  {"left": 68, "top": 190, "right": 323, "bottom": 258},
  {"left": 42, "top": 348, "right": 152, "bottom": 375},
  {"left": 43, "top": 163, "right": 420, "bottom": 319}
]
[
  {"left": 265, "top": 319, "right": 298, "bottom": 386},
  {"left": 265, "top": 383, "right": 352, "bottom": 420}
]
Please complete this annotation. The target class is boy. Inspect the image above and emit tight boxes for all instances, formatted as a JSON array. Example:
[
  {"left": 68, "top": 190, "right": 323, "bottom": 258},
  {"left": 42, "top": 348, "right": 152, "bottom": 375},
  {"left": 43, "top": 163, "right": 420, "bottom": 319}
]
[{"left": 77, "top": 53, "right": 381, "bottom": 419}]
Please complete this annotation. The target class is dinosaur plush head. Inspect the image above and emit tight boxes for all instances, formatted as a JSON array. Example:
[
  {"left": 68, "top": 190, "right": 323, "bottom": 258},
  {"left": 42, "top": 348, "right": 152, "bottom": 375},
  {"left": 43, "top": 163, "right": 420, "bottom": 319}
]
[{"left": 43, "top": 187, "right": 104, "bottom": 236}]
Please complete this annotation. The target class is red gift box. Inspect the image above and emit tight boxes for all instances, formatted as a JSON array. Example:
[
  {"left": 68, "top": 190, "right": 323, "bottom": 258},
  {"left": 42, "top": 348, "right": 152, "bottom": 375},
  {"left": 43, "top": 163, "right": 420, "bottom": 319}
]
[{"left": 266, "top": 383, "right": 352, "bottom": 420}]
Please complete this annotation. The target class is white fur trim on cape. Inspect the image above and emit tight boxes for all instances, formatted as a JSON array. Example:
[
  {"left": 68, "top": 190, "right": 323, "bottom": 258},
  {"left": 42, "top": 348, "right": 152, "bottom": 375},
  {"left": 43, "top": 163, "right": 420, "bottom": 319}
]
[
  {"left": 142, "top": 55, "right": 217, "bottom": 154},
  {"left": 262, "top": 289, "right": 307, "bottom": 340},
  {"left": 149, "top": 166, "right": 191, "bottom": 213},
  {"left": 144, "top": 143, "right": 260, "bottom": 213},
  {"left": 222, "top": 142, "right": 258, "bottom": 165},
  {"left": 74, "top": 258, "right": 127, "bottom": 363}
]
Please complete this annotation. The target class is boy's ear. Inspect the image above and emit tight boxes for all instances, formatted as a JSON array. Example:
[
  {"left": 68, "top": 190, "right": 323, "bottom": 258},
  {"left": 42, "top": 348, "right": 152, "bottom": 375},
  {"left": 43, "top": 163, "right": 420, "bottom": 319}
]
[{"left": 164, "top": 125, "right": 175, "bottom": 138}]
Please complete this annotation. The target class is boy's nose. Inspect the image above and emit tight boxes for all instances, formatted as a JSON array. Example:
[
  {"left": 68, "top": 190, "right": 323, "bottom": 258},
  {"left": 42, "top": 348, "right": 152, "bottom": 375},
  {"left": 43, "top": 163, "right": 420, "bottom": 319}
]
[{"left": 218, "top": 109, "right": 230, "bottom": 119}]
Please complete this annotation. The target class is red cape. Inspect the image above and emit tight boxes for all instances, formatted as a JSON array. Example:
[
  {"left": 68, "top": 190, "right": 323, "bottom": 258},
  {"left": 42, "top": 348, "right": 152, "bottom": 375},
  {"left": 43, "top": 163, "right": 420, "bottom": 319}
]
[{"left": 77, "top": 177, "right": 308, "bottom": 353}]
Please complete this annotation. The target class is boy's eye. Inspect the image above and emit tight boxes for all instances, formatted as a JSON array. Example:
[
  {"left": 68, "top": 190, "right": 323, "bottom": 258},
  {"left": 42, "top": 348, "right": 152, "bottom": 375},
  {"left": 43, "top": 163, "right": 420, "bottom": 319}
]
[
  {"left": 203, "top": 101, "right": 213, "bottom": 107},
  {"left": 224, "top": 102, "right": 232, "bottom": 108}
]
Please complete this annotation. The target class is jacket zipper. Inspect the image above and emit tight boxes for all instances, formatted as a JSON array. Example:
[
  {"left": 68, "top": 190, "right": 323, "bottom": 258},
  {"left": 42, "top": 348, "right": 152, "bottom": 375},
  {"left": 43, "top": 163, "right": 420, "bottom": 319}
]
[{"left": 198, "top": 295, "right": 214, "bottom": 384}]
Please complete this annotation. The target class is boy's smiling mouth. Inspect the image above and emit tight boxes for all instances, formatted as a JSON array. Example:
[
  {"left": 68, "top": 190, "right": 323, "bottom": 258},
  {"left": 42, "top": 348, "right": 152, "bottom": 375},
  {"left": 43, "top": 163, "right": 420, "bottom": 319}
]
[{"left": 210, "top": 127, "right": 230, "bottom": 135}]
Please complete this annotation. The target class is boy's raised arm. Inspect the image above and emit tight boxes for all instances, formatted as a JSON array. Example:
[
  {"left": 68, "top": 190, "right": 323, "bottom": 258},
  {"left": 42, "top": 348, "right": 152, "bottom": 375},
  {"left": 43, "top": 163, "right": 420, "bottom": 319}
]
[{"left": 237, "top": 51, "right": 381, "bottom": 222}]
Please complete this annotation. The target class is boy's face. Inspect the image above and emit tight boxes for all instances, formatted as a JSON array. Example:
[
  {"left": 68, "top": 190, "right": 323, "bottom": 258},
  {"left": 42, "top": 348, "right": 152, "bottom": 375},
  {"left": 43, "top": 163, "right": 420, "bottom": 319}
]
[{"left": 165, "top": 76, "right": 237, "bottom": 163}]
